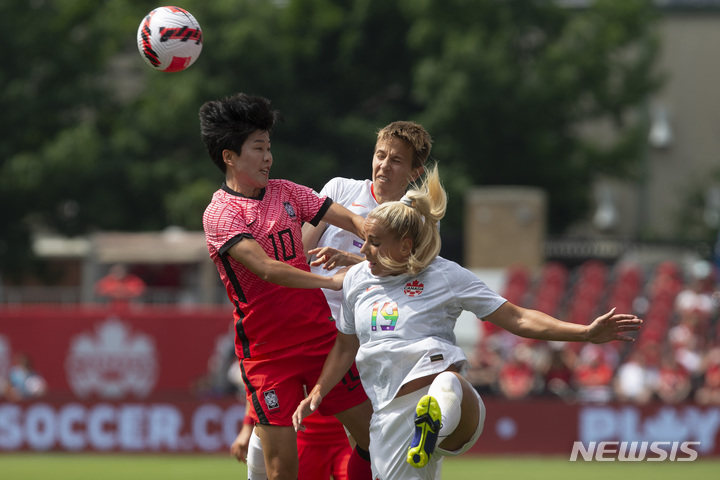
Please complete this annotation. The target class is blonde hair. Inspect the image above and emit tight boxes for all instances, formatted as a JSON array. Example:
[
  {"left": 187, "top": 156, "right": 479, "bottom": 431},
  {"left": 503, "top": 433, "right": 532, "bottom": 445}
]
[{"left": 367, "top": 164, "right": 447, "bottom": 275}]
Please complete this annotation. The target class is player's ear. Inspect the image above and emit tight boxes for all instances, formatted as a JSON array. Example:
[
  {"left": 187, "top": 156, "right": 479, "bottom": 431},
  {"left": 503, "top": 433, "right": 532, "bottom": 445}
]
[
  {"left": 222, "top": 149, "right": 236, "bottom": 168},
  {"left": 400, "top": 236, "right": 413, "bottom": 256},
  {"left": 410, "top": 166, "right": 424, "bottom": 182}
]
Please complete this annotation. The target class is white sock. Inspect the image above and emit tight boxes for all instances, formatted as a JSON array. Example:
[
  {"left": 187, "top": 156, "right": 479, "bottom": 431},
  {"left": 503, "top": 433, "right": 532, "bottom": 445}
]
[
  {"left": 246, "top": 429, "right": 267, "bottom": 480},
  {"left": 428, "top": 371, "right": 463, "bottom": 438}
]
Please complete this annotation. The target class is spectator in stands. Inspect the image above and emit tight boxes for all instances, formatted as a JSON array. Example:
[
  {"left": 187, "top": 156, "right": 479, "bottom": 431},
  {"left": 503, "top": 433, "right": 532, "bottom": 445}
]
[
  {"left": 715, "top": 228, "right": 720, "bottom": 273},
  {"left": 465, "top": 339, "right": 503, "bottom": 396},
  {"left": 3, "top": 353, "right": 47, "bottom": 401},
  {"left": 654, "top": 351, "right": 691, "bottom": 404},
  {"left": 668, "top": 315, "right": 705, "bottom": 380},
  {"left": 525, "top": 342, "right": 554, "bottom": 379},
  {"left": 572, "top": 344, "right": 614, "bottom": 403},
  {"left": 675, "top": 260, "right": 717, "bottom": 323},
  {"left": 613, "top": 350, "right": 654, "bottom": 404},
  {"left": 695, "top": 346, "right": 720, "bottom": 405},
  {"left": 194, "top": 327, "right": 240, "bottom": 399},
  {"left": 95, "top": 263, "right": 147, "bottom": 306},
  {"left": 543, "top": 345, "right": 575, "bottom": 401},
  {"left": 497, "top": 344, "right": 538, "bottom": 400},
  {"left": 0, "top": 337, "right": 10, "bottom": 400}
]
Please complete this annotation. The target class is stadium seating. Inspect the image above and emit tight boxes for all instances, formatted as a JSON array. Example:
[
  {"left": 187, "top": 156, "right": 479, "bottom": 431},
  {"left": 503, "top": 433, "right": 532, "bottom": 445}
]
[{"left": 482, "top": 258, "right": 717, "bottom": 403}]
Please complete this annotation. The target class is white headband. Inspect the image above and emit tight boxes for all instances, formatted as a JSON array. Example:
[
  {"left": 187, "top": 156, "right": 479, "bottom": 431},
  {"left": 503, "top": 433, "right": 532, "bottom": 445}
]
[{"left": 401, "top": 194, "right": 426, "bottom": 223}]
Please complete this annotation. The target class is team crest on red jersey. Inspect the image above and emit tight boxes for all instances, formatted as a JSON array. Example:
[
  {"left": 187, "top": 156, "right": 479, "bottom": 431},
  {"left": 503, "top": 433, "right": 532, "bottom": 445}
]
[
  {"left": 264, "top": 389, "right": 280, "bottom": 410},
  {"left": 283, "top": 202, "right": 297, "bottom": 220},
  {"left": 404, "top": 280, "right": 424, "bottom": 297}
]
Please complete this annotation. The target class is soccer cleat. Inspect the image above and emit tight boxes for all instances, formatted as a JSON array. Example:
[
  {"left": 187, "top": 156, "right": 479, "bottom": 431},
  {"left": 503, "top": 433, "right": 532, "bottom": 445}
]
[{"left": 407, "top": 394, "right": 441, "bottom": 468}]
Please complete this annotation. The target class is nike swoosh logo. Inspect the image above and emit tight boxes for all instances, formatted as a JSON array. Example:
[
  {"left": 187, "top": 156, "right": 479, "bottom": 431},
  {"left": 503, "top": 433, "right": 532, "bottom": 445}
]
[
  {"left": 365, "top": 286, "right": 381, "bottom": 292},
  {"left": 247, "top": 219, "right": 257, "bottom": 227},
  {"left": 351, "top": 202, "right": 367, "bottom": 208},
  {"left": 348, "top": 383, "right": 361, "bottom": 392}
]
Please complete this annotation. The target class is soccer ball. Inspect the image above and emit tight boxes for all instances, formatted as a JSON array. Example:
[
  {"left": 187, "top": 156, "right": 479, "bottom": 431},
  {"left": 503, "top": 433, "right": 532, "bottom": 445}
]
[{"left": 136, "top": 6, "right": 203, "bottom": 72}]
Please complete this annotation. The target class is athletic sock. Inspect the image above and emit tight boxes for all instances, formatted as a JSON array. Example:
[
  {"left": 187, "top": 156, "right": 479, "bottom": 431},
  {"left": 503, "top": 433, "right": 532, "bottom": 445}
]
[
  {"left": 346, "top": 445, "right": 372, "bottom": 480},
  {"left": 428, "top": 371, "right": 463, "bottom": 438},
  {"left": 246, "top": 429, "right": 267, "bottom": 480}
]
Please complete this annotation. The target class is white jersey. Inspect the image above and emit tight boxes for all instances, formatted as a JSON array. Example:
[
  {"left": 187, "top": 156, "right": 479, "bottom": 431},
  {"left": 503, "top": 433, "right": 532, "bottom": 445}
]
[
  {"left": 338, "top": 257, "right": 506, "bottom": 410},
  {"left": 312, "top": 177, "right": 378, "bottom": 317}
]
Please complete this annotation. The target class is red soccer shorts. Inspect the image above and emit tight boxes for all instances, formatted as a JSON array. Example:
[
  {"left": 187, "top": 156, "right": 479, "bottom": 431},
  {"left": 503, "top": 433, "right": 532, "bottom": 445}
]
[
  {"left": 241, "top": 330, "right": 366, "bottom": 427},
  {"left": 298, "top": 412, "right": 352, "bottom": 480}
]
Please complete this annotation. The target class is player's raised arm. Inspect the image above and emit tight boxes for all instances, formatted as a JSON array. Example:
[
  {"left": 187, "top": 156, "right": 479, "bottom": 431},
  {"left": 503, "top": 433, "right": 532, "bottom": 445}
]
[
  {"left": 301, "top": 220, "right": 329, "bottom": 261},
  {"left": 303, "top": 209, "right": 365, "bottom": 270},
  {"left": 307, "top": 246, "right": 365, "bottom": 270},
  {"left": 321, "top": 202, "right": 366, "bottom": 240},
  {"left": 227, "top": 237, "right": 345, "bottom": 290}
]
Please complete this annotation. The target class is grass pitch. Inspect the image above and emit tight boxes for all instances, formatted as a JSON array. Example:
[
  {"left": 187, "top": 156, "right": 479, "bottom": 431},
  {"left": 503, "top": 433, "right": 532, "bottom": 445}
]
[{"left": 1, "top": 453, "right": 719, "bottom": 479}]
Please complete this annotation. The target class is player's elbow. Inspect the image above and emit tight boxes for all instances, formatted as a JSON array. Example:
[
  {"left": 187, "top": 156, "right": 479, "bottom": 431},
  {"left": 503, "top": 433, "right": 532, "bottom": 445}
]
[
  {"left": 251, "top": 260, "right": 280, "bottom": 284},
  {"left": 258, "top": 267, "right": 279, "bottom": 284}
]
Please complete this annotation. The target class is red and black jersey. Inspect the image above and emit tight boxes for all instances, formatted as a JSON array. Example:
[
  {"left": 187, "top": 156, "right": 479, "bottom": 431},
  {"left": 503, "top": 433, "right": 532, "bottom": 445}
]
[{"left": 203, "top": 180, "right": 336, "bottom": 359}]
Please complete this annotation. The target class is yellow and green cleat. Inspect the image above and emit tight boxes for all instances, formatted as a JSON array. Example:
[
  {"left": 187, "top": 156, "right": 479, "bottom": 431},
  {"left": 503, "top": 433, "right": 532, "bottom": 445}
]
[{"left": 407, "top": 395, "right": 441, "bottom": 468}]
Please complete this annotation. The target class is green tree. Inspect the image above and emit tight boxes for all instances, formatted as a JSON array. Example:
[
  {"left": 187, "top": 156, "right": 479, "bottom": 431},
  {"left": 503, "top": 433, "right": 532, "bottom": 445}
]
[
  {"left": 0, "top": 0, "right": 140, "bottom": 278},
  {"left": 403, "top": 0, "right": 661, "bottom": 232},
  {"left": 0, "top": 0, "right": 661, "bottom": 279}
]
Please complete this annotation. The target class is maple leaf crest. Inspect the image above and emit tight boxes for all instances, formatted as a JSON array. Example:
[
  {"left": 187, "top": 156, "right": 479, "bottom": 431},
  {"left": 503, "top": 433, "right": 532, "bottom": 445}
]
[
  {"left": 404, "top": 279, "right": 424, "bottom": 297},
  {"left": 65, "top": 317, "right": 158, "bottom": 399}
]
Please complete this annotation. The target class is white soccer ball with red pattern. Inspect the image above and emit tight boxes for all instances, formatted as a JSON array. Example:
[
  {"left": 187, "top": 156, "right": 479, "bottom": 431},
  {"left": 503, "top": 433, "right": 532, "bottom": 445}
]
[{"left": 136, "top": 6, "right": 203, "bottom": 72}]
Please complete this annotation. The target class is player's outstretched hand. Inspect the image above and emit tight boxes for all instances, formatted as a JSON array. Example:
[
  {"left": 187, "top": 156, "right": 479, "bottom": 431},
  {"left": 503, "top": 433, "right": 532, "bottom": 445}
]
[
  {"left": 293, "top": 391, "right": 322, "bottom": 432},
  {"left": 587, "top": 308, "right": 643, "bottom": 343},
  {"left": 309, "top": 247, "right": 363, "bottom": 270}
]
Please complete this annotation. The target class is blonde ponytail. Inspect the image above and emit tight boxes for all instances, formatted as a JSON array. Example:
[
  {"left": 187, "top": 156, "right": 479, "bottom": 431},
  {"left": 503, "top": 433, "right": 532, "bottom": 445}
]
[{"left": 368, "top": 164, "right": 446, "bottom": 275}]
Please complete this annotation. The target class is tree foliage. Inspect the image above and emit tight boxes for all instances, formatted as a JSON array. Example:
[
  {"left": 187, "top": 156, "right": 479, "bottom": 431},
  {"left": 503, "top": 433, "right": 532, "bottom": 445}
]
[
  {"left": 0, "top": 0, "right": 661, "bottom": 278},
  {"left": 403, "top": 0, "right": 661, "bottom": 230}
]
